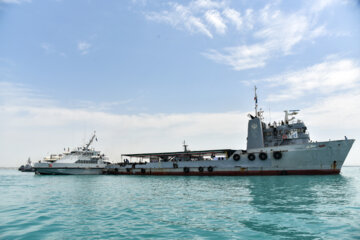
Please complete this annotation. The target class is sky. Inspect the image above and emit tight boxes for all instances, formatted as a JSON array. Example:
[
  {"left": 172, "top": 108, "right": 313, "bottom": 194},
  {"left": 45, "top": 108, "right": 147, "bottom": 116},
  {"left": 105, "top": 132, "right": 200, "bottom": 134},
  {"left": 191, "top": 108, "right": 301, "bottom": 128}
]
[{"left": 0, "top": 0, "right": 360, "bottom": 167}]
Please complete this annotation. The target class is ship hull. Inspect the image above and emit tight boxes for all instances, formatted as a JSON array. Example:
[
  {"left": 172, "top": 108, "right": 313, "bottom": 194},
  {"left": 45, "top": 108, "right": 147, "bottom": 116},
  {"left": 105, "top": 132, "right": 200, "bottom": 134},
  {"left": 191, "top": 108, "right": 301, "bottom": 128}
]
[
  {"left": 35, "top": 167, "right": 104, "bottom": 175},
  {"left": 105, "top": 139, "right": 354, "bottom": 176},
  {"left": 34, "top": 162, "right": 106, "bottom": 175}
]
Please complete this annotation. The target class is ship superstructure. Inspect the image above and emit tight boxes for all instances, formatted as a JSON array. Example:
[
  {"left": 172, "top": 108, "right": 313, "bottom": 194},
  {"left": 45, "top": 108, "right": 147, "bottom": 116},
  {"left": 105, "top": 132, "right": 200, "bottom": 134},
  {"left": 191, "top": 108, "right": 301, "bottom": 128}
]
[
  {"left": 105, "top": 87, "right": 354, "bottom": 176},
  {"left": 18, "top": 158, "right": 35, "bottom": 172},
  {"left": 34, "top": 132, "right": 109, "bottom": 175}
]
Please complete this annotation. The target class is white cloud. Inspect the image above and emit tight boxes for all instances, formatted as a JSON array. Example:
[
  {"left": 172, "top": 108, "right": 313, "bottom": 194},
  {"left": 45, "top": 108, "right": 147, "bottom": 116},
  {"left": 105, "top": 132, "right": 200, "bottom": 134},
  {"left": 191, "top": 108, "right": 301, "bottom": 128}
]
[
  {"left": 301, "top": 91, "right": 360, "bottom": 166},
  {"left": 41, "top": 43, "right": 67, "bottom": 57},
  {"left": 146, "top": 3, "right": 214, "bottom": 38},
  {"left": 145, "top": 0, "right": 232, "bottom": 38},
  {"left": 223, "top": 8, "right": 242, "bottom": 30},
  {"left": 190, "top": 0, "right": 226, "bottom": 10},
  {"left": 74, "top": 99, "right": 134, "bottom": 111},
  {"left": 255, "top": 12, "right": 311, "bottom": 54},
  {"left": 244, "top": 9, "right": 254, "bottom": 30},
  {"left": 204, "top": 9, "right": 226, "bottom": 34},
  {"left": 310, "top": 0, "right": 339, "bottom": 12},
  {"left": 41, "top": 43, "right": 51, "bottom": 52},
  {"left": 203, "top": 44, "right": 269, "bottom": 70},
  {"left": 204, "top": 4, "right": 329, "bottom": 70},
  {"left": 0, "top": 82, "right": 53, "bottom": 107},
  {"left": 77, "top": 41, "right": 91, "bottom": 55},
  {"left": 131, "top": 0, "right": 147, "bottom": 6},
  {"left": 143, "top": 1, "right": 339, "bottom": 70},
  {"left": 0, "top": 82, "right": 246, "bottom": 167},
  {"left": 264, "top": 58, "right": 360, "bottom": 101}
]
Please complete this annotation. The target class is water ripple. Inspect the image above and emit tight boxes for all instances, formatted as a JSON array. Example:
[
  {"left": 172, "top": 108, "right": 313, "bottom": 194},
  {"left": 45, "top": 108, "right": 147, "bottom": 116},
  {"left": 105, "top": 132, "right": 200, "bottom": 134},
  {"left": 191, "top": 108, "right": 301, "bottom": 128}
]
[{"left": 1, "top": 168, "right": 360, "bottom": 239}]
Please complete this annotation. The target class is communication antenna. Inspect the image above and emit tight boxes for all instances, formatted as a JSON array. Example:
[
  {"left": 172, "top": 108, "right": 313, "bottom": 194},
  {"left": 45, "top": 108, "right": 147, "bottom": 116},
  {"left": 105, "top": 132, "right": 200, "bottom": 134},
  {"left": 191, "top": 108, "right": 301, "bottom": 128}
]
[
  {"left": 268, "top": 105, "right": 271, "bottom": 124},
  {"left": 254, "top": 86, "right": 258, "bottom": 117}
]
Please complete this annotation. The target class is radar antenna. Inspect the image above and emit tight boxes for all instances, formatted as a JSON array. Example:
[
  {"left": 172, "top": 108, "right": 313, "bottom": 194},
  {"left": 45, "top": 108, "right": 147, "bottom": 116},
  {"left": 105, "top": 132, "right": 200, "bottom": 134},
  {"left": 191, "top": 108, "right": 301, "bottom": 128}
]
[{"left": 284, "top": 110, "right": 300, "bottom": 123}]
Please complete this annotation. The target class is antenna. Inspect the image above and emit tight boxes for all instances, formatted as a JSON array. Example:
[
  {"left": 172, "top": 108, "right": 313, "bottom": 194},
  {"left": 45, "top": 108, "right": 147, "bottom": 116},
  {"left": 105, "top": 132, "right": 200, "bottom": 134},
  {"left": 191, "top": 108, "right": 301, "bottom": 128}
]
[
  {"left": 268, "top": 104, "right": 271, "bottom": 123},
  {"left": 254, "top": 86, "right": 258, "bottom": 117},
  {"left": 183, "top": 140, "right": 188, "bottom": 152}
]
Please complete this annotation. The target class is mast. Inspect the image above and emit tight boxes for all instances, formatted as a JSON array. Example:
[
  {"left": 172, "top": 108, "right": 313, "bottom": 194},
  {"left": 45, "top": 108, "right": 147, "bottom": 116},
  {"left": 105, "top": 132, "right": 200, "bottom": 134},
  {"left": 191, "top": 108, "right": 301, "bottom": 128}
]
[
  {"left": 84, "top": 131, "right": 96, "bottom": 150},
  {"left": 183, "top": 140, "right": 188, "bottom": 152},
  {"left": 254, "top": 86, "right": 258, "bottom": 117}
]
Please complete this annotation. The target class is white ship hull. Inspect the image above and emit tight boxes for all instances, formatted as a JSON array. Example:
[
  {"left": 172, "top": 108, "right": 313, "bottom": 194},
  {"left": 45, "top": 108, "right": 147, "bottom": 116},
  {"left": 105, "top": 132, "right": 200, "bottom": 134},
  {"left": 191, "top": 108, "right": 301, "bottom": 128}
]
[
  {"left": 34, "top": 163, "right": 105, "bottom": 175},
  {"left": 105, "top": 139, "right": 354, "bottom": 176}
]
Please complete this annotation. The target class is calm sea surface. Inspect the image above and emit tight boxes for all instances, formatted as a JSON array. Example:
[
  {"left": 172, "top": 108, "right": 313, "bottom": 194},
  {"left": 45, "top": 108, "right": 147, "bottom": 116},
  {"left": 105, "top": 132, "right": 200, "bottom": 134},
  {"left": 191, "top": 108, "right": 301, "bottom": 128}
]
[{"left": 1, "top": 168, "right": 360, "bottom": 240}]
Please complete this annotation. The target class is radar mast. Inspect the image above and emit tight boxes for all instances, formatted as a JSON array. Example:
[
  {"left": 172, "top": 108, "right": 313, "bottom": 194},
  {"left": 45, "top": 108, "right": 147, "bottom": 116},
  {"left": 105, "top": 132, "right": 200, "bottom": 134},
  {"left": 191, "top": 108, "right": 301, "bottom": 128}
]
[{"left": 183, "top": 140, "right": 188, "bottom": 152}]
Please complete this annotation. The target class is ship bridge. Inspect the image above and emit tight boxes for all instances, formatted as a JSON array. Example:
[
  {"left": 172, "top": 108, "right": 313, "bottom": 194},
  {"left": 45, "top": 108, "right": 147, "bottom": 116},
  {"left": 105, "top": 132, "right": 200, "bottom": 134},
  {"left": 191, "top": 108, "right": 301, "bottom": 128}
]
[{"left": 247, "top": 87, "right": 310, "bottom": 150}]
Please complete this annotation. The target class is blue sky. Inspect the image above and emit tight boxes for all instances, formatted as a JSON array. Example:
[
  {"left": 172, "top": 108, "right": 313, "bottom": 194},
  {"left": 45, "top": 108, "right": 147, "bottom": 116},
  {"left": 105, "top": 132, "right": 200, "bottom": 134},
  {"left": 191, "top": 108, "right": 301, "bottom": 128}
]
[{"left": 1, "top": 0, "right": 360, "bottom": 166}]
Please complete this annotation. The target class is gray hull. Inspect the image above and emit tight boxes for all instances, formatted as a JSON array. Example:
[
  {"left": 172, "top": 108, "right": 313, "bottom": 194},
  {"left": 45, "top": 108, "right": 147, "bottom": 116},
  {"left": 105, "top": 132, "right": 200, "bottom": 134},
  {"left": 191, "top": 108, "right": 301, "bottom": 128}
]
[{"left": 106, "top": 139, "right": 354, "bottom": 176}]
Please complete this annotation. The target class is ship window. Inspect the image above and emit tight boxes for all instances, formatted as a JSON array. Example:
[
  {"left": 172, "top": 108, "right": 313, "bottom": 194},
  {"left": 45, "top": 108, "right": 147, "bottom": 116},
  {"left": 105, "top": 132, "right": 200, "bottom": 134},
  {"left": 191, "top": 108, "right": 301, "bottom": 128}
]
[{"left": 76, "top": 160, "right": 97, "bottom": 164}]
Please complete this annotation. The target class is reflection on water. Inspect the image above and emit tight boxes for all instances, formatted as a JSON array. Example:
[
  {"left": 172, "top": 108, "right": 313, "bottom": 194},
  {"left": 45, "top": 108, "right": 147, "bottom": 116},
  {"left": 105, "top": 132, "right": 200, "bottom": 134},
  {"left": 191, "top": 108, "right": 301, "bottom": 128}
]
[{"left": 0, "top": 168, "right": 359, "bottom": 239}]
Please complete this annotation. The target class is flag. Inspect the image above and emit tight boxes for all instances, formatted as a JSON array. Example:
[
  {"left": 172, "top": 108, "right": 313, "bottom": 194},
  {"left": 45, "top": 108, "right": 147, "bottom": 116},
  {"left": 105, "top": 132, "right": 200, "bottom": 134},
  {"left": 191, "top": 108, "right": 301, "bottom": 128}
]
[
  {"left": 95, "top": 137, "right": 98, "bottom": 141},
  {"left": 254, "top": 96, "right": 258, "bottom": 104}
]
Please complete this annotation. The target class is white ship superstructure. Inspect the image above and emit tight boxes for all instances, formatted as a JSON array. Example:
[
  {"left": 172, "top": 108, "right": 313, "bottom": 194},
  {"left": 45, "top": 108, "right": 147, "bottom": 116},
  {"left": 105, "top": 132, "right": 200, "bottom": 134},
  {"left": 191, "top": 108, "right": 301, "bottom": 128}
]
[
  {"left": 105, "top": 87, "right": 354, "bottom": 176},
  {"left": 34, "top": 132, "right": 109, "bottom": 175}
]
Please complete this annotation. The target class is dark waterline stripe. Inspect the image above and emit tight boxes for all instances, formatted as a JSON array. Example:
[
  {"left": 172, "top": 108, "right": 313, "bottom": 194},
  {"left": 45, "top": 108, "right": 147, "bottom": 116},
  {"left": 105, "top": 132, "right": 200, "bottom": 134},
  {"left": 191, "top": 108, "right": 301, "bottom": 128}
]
[{"left": 105, "top": 169, "right": 340, "bottom": 176}]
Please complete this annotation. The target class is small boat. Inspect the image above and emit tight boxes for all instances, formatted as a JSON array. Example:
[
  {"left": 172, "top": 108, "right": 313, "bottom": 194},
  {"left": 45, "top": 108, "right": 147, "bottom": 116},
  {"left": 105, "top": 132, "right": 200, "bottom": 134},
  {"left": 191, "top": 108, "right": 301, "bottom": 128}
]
[
  {"left": 33, "top": 132, "right": 110, "bottom": 175},
  {"left": 18, "top": 158, "right": 35, "bottom": 172}
]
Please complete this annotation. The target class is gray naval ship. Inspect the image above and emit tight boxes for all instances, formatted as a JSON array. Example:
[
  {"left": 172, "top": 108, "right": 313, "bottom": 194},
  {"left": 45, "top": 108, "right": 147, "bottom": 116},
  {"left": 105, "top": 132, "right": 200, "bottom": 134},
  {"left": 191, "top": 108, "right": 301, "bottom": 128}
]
[{"left": 105, "top": 87, "right": 354, "bottom": 176}]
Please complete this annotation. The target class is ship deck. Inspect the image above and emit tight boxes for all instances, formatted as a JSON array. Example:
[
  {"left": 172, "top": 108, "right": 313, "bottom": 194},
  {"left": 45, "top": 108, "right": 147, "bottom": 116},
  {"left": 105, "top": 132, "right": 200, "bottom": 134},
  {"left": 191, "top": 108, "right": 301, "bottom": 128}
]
[{"left": 122, "top": 149, "right": 237, "bottom": 159}]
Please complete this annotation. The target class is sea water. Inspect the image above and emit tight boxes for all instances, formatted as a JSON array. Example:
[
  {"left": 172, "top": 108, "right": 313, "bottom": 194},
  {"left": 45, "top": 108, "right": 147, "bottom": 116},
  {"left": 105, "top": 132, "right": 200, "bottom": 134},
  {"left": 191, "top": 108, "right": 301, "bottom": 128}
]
[{"left": 0, "top": 168, "right": 360, "bottom": 240}]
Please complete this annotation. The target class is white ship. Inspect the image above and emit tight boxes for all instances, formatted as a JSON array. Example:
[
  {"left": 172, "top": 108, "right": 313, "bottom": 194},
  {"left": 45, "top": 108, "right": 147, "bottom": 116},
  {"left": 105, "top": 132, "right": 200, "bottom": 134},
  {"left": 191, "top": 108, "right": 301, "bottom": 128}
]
[
  {"left": 34, "top": 132, "right": 109, "bottom": 175},
  {"left": 105, "top": 87, "right": 354, "bottom": 176}
]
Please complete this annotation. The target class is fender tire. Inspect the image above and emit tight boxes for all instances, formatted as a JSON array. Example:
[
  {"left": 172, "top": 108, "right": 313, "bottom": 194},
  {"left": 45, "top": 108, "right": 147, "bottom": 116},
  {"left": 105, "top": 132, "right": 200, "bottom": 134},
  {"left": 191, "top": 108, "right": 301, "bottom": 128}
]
[
  {"left": 259, "top": 152, "right": 267, "bottom": 160},
  {"left": 248, "top": 153, "right": 256, "bottom": 161},
  {"left": 233, "top": 154, "right": 240, "bottom": 161},
  {"left": 273, "top": 151, "right": 282, "bottom": 160}
]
